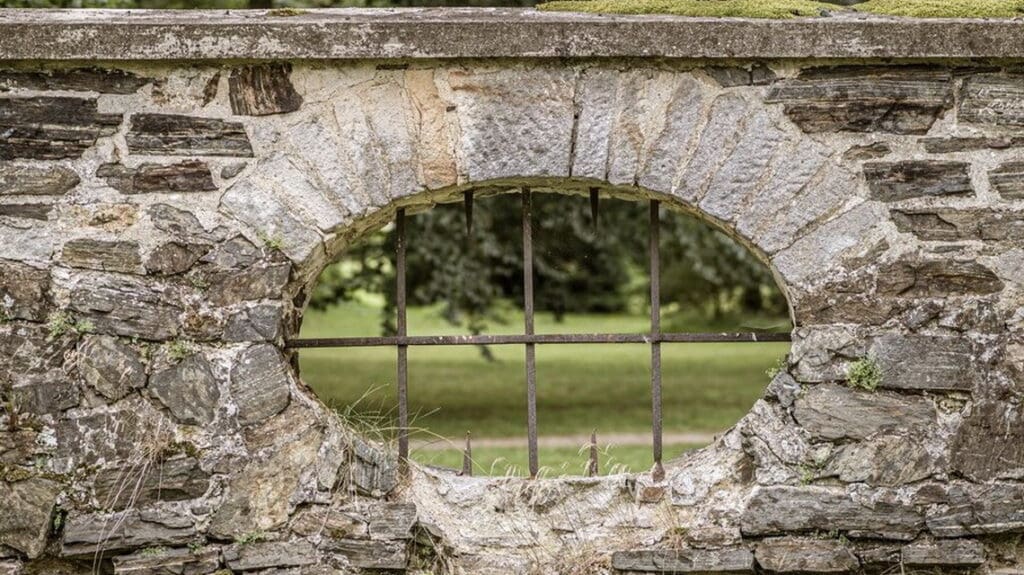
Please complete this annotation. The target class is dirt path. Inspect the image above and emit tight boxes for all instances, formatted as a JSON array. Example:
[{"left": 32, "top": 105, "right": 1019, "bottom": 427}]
[{"left": 411, "top": 431, "right": 720, "bottom": 451}]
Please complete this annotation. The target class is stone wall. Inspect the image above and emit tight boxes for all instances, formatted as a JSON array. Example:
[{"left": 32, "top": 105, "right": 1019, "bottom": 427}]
[{"left": 0, "top": 14, "right": 1022, "bottom": 574}]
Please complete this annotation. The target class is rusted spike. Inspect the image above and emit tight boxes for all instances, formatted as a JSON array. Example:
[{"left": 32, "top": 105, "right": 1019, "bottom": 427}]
[
  {"left": 462, "top": 431, "right": 473, "bottom": 477},
  {"left": 587, "top": 430, "right": 599, "bottom": 477},
  {"left": 464, "top": 191, "right": 474, "bottom": 236},
  {"left": 589, "top": 187, "right": 600, "bottom": 230}
]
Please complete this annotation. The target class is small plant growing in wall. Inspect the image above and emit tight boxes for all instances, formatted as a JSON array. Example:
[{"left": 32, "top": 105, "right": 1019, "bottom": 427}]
[
  {"left": 235, "top": 531, "right": 266, "bottom": 546},
  {"left": 46, "top": 311, "right": 95, "bottom": 341},
  {"left": 765, "top": 356, "right": 787, "bottom": 379},
  {"left": 167, "top": 340, "right": 194, "bottom": 361},
  {"left": 846, "top": 356, "right": 883, "bottom": 391},
  {"left": 257, "top": 231, "right": 285, "bottom": 252}
]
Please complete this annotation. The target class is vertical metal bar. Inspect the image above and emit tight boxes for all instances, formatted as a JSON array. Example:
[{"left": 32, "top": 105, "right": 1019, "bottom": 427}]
[
  {"left": 396, "top": 208, "right": 409, "bottom": 472},
  {"left": 587, "top": 430, "right": 599, "bottom": 477},
  {"left": 589, "top": 187, "right": 600, "bottom": 230},
  {"left": 649, "top": 200, "right": 665, "bottom": 482},
  {"left": 523, "top": 188, "right": 539, "bottom": 479},
  {"left": 462, "top": 432, "right": 473, "bottom": 477},
  {"left": 464, "top": 191, "right": 474, "bottom": 237}
]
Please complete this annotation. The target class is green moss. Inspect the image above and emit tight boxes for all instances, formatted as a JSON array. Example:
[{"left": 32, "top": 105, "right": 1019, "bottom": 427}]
[
  {"left": 537, "top": 0, "right": 1024, "bottom": 18},
  {"left": 846, "top": 356, "right": 883, "bottom": 391}
]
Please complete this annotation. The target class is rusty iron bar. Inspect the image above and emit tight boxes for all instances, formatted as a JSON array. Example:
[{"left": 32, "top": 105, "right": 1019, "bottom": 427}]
[
  {"left": 523, "top": 188, "right": 539, "bottom": 479},
  {"left": 650, "top": 200, "right": 665, "bottom": 483},
  {"left": 464, "top": 191, "right": 474, "bottom": 236},
  {"left": 589, "top": 187, "right": 600, "bottom": 230},
  {"left": 396, "top": 208, "right": 409, "bottom": 472},
  {"left": 462, "top": 432, "right": 473, "bottom": 477},
  {"left": 587, "top": 430, "right": 599, "bottom": 477},
  {"left": 287, "top": 332, "right": 790, "bottom": 348}
]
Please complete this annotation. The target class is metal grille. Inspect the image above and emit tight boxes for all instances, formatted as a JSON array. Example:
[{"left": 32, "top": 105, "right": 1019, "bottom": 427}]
[{"left": 288, "top": 188, "right": 791, "bottom": 479}]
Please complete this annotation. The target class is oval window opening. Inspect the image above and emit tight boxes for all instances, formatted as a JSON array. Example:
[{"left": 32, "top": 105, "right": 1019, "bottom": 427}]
[{"left": 297, "top": 189, "right": 791, "bottom": 477}]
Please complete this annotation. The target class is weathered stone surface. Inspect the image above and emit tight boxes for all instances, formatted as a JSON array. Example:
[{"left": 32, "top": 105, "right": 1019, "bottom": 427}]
[
  {"left": 990, "top": 161, "right": 1024, "bottom": 200},
  {"left": 927, "top": 483, "right": 1024, "bottom": 537},
  {"left": 755, "top": 537, "right": 858, "bottom": 573},
  {"left": 223, "top": 303, "right": 283, "bottom": 342},
  {"left": 224, "top": 540, "right": 316, "bottom": 571},
  {"left": 61, "top": 239, "right": 142, "bottom": 274},
  {"left": 67, "top": 272, "right": 182, "bottom": 340},
  {"left": 367, "top": 503, "right": 416, "bottom": 541},
  {"left": 876, "top": 257, "right": 1004, "bottom": 297},
  {"left": 112, "top": 546, "right": 220, "bottom": 575},
  {"left": 960, "top": 74, "right": 1024, "bottom": 127},
  {"left": 0, "top": 96, "right": 121, "bottom": 160},
  {"left": 0, "top": 203, "right": 50, "bottom": 220},
  {"left": 868, "top": 335, "right": 976, "bottom": 391},
  {"left": 864, "top": 161, "right": 972, "bottom": 201},
  {"left": 350, "top": 435, "right": 399, "bottom": 496},
  {"left": 611, "top": 548, "right": 754, "bottom": 573},
  {"left": 198, "top": 235, "right": 260, "bottom": 269},
  {"left": 793, "top": 383, "right": 936, "bottom": 441},
  {"left": 290, "top": 506, "right": 367, "bottom": 539},
  {"left": 219, "top": 178, "right": 323, "bottom": 264},
  {"left": 901, "top": 539, "right": 984, "bottom": 567},
  {"left": 203, "top": 261, "right": 290, "bottom": 306},
  {"left": 127, "top": 113, "right": 253, "bottom": 157},
  {"left": 772, "top": 201, "right": 885, "bottom": 284},
  {"left": 325, "top": 539, "right": 408, "bottom": 570},
  {"left": 0, "top": 67, "right": 148, "bottom": 94},
  {"left": 922, "top": 136, "right": 1024, "bottom": 153},
  {"left": 706, "top": 64, "right": 775, "bottom": 87},
  {"left": 951, "top": 400, "right": 1024, "bottom": 481},
  {"left": 827, "top": 432, "right": 942, "bottom": 486},
  {"left": 229, "top": 343, "right": 290, "bottom": 425},
  {"left": 843, "top": 141, "right": 890, "bottom": 160},
  {"left": 145, "top": 241, "right": 208, "bottom": 275},
  {"left": 765, "top": 66, "right": 952, "bottom": 134},
  {"left": 149, "top": 354, "right": 220, "bottom": 426},
  {"left": 78, "top": 335, "right": 146, "bottom": 401},
  {"left": 228, "top": 63, "right": 302, "bottom": 116},
  {"left": 0, "top": 163, "right": 79, "bottom": 196},
  {"left": 61, "top": 509, "right": 196, "bottom": 556},
  {"left": 148, "top": 203, "right": 222, "bottom": 242},
  {"left": 97, "top": 161, "right": 217, "bottom": 194},
  {"left": 741, "top": 485, "right": 924, "bottom": 540},
  {"left": 0, "top": 259, "right": 50, "bottom": 321},
  {"left": 892, "top": 208, "right": 1024, "bottom": 242},
  {"left": 0, "top": 479, "right": 60, "bottom": 559},
  {"left": 93, "top": 455, "right": 211, "bottom": 510}
]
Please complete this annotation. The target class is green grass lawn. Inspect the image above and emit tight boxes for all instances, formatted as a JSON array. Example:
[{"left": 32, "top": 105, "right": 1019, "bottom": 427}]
[{"left": 299, "top": 301, "right": 788, "bottom": 476}]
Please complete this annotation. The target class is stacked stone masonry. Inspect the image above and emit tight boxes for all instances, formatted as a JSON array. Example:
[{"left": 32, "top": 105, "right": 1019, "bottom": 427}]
[{"left": 0, "top": 10, "right": 1023, "bottom": 575}]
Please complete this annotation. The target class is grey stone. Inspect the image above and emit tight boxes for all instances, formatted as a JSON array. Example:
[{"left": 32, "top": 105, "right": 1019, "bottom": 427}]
[
  {"left": 827, "top": 432, "right": 943, "bottom": 486},
  {"left": 198, "top": 235, "right": 260, "bottom": 270},
  {"left": 951, "top": 400, "right": 1024, "bottom": 481},
  {"left": 922, "top": 136, "right": 1024, "bottom": 153},
  {"left": 350, "top": 435, "right": 399, "bottom": 496},
  {"left": 990, "top": 160, "right": 1024, "bottom": 200},
  {"left": 868, "top": 335, "right": 976, "bottom": 392},
  {"left": 61, "top": 509, "right": 197, "bottom": 557},
  {"left": 223, "top": 540, "right": 316, "bottom": 571},
  {"left": 0, "top": 221, "right": 54, "bottom": 263},
  {"left": 52, "top": 397, "right": 171, "bottom": 471},
  {"left": 145, "top": 241, "right": 209, "bottom": 275},
  {"left": 219, "top": 177, "right": 323, "bottom": 265},
  {"left": 0, "top": 479, "right": 60, "bottom": 559},
  {"left": 764, "top": 371, "right": 800, "bottom": 408},
  {"left": 794, "top": 383, "right": 936, "bottom": 441},
  {"left": 864, "top": 161, "right": 972, "bottom": 201},
  {"left": 127, "top": 113, "right": 253, "bottom": 157},
  {"left": 765, "top": 66, "right": 952, "bottom": 134},
  {"left": 325, "top": 539, "right": 407, "bottom": 570},
  {"left": 68, "top": 272, "right": 182, "bottom": 340},
  {"left": 0, "top": 163, "right": 79, "bottom": 196},
  {"left": 0, "top": 203, "right": 51, "bottom": 220},
  {"left": 901, "top": 539, "right": 984, "bottom": 567},
  {"left": 78, "top": 335, "right": 146, "bottom": 401},
  {"left": 61, "top": 239, "right": 142, "bottom": 274},
  {"left": 741, "top": 485, "right": 924, "bottom": 540},
  {"left": 892, "top": 208, "right": 1024, "bottom": 242},
  {"left": 772, "top": 201, "right": 885, "bottom": 285},
  {"left": 290, "top": 506, "right": 367, "bottom": 539},
  {"left": 367, "top": 503, "right": 417, "bottom": 540},
  {"left": 0, "top": 67, "right": 149, "bottom": 94},
  {"left": 147, "top": 204, "right": 221, "bottom": 242},
  {"left": 203, "top": 261, "right": 290, "bottom": 307},
  {"left": 0, "top": 96, "right": 121, "bottom": 160},
  {"left": 228, "top": 63, "right": 303, "bottom": 116},
  {"left": 876, "top": 257, "right": 1004, "bottom": 297},
  {"left": 960, "top": 74, "right": 1024, "bottom": 127},
  {"left": 221, "top": 162, "right": 247, "bottom": 179},
  {"left": 0, "top": 560, "right": 20, "bottom": 575},
  {"left": 229, "top": 343, "right": 290, "bottom": 425},
  {"left": 97, "top": 160, "right": 217, "bottom": 194},
  {"left": 0, "top": 259, "right": 50, "bottom": 321},
  {"left": 755, "top": 537, "right": 858, "bottom": 573},
  {"left": 926, "top": 483, "right": 1024, "bottom": 537},
  {"left": 112, "top": 546, "right": 220, "bottom": 575},
  {"left": 611, "top": 548, "right": 754, "bottom": 573},
  {"left": 706, "top": 64, "right": 776, "bottom": 87},
  {"left": 93, "top": 455, "right": 211, "bottom": 510},
  {"left": 149, "top": 354, "right": 220, "bottom": 426},
  {"left": 842, "top": 141, "right": 890, "bottom": 160},
  {"left": 223, "top": 303, "right": 284, "bottom": 342}
]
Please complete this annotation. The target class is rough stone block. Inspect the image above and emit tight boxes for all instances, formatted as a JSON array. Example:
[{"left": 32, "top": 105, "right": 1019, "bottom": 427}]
[
  {"left": 990, "top": 160, "right": 1024, "bottom": 200},
  {"left": 927, "top": 483, "right": 1024, "bottom": 537},
  {"left": 219, "top": 177, "right": 323, "bottom": 265},
  {"left": 826, "top": 431, "right": 943, "bottom": 486},
  {"left": 367, "top": 503, "right": 417, "bottom": 541},
  {"left": 0, "top": 96, "right": 121, "bottom": 159},
  {"left": 77, "top": 335, "right": 146, "bottom": 401},
  {"left": 61, "top": 509, "right": 197, "bottom": 557},
  {"left": 706, "top": 64, "right": 776, "bottom": 87},
  {"left": 741, "top": 485, "right": 924, "bottom": 540},
  {"left": 0, "top": 163, "right": 79, "bottom": 196},
  {"left": 0, "top": 203, "right": 51, "bottom": 220},
  {"left": 755, "top": 537, "right": 858, "bottom": 573},
  {"left": 149, "top": 354, "right": 221, "bottom": 426},
  {"left": 876, "top": 257, "right": 1004, "bottom": 297},
  {"left": 868, "top": 334, "right": 976, "bottom": 392},
  {"left": 223, "top": 302, "right": 284, "bottom": 342},
  {"left": 229, "top": 343, "right": 291, "bottom": 425},
  {"left": 0, "top": 259, "right": 50, "bottom": 321},
  {"left": 290, "top": 505, "right": 367, "bottom": 539},
  {"left": 610, "top": 548, "right": 754, "bottom": 573},
  {"left": 145, "top": 241, "right": 209, "bottom": 276},
  {"left": 864, "top": 161, "right": 972, "bottom": 201},
  {"left": 892, "top": 208, "right": 1024, "bottom": 242},
  {"left": 112, "top": 546, "right": 220, "bottom": 575},
  {"left": 952, "top": 401, "right": 1024, "bottom": 481},
  {"left": 901, "top": 539, "right": 984, "bottom": 567},
  {"left": 67, "top": 272, "right": 183, "bottom": 340},
  {"left": 0, "top": 479, "right": 60, "bottom": 559},
  {"left": 922, "top": 136, "right": 1024, "bottom": 153},
  {"left": 843, "top": 141, "right": 890, "bottom": 160},
  {"left": 765, "top": 66, "right": 952, "bottom": 134},
  {"left": 326, "top": 539, "right": 408, "bottom": 570},
  {"left": 228, "top": 63, "right": 303, "bottom": 116},
  {"left": 61, "top": 239, "right": 142, "bottom": 274},
  {"left": 97, "top": 160, "right": 217, "bottom": 194},
  {"left": 960, "top": 74, "right": 1024, "bottom": 127},
  {"left": 793, "top": 383, "right": 936, "bottom": 441},
  {"left": 223, "top": 540, "right": 316, "bottom": 571},
  {"left": 127, "top": 113, "right": 253, "bottom": 157},
  {"left": 0, "top": 67, "right": 149, "bottom": 94},
  {"left": 93, "top": 455, "right": 211, "bottom": 510}
]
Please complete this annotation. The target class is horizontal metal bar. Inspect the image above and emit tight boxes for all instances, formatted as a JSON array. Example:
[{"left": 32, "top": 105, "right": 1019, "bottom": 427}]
[{"left": 287, "top": 332, "right": 791, "bottom": 348}]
